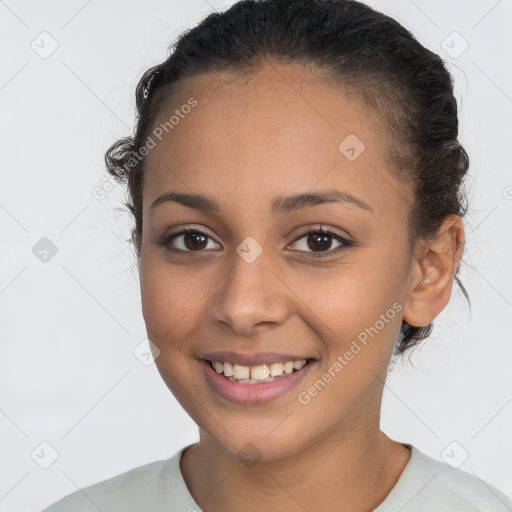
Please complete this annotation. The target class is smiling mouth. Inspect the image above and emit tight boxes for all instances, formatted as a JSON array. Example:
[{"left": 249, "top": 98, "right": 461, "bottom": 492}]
[{"left": 206, "top": 358, "right": 312, "bottom": 384}]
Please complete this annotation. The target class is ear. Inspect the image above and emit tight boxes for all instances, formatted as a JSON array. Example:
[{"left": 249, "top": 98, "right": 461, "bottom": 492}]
[{"left": 402, "top": 215, "right": 465, "bottom": 328}]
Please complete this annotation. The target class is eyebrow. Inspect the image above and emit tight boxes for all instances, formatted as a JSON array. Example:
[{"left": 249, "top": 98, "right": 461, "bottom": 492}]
[{"left": 149, "top": 189, "right": 374, "bottom": 216}]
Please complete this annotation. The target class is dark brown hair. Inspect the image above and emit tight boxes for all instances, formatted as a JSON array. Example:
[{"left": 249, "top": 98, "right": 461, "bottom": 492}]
[{"left": 104, "top": 0, "right": 470, "bottom": 357}]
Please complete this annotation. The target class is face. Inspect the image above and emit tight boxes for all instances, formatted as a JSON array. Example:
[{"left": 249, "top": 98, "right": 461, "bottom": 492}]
[{"left": 139, "top": 62, "right": 415, "bottom": 461}]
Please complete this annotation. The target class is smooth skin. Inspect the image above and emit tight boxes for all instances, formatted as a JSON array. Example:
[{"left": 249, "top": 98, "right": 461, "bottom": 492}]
[{"left": 139, "top": 61, "right": 464, "bottom": 512}]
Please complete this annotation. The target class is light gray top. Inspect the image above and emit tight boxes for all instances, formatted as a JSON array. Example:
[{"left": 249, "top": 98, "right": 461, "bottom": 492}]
[{"left": 42, "top": 443, "right": 512, "bottom": 511}]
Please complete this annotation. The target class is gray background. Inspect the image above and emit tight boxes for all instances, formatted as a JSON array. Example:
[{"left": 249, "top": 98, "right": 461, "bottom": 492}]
[{"left": 1, "top": 0, "right": 511, "bottom": 510}]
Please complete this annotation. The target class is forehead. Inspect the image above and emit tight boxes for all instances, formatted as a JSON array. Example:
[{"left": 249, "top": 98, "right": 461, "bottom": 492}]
[{"left": 143, "top": 62, "right": 410, "bottom": 220}]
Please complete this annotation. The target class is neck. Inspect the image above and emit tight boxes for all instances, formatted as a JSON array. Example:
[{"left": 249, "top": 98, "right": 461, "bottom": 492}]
[{"left": 180, "top": 419, "right": 411, "bottom": 512}]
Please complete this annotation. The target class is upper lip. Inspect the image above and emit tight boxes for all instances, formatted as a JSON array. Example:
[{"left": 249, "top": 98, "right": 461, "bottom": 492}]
[{"left": 198, "top": 351, "right": 317, "bottom": 367}]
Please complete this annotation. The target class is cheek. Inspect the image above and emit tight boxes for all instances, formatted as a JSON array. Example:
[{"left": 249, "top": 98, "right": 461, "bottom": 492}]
[
  {"left": 139, "top": 253, "right": 207, "bottom": 349},
  {"left": 288, "top": 259, "right": 402, "bottom": 368},
  {"left": 139, "top": 256, "right": 206, "bottom": 403},
  {"left": 289, "top": 274, "right": 399, "bottom": 420},
  {"left": 293, "top": 259, "right": 398, "bottom": 329}
]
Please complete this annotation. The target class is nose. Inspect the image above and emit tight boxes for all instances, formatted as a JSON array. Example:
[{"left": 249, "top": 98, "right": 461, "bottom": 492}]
[{"left": 207, "top": 247, "right": 291, "bottom": 337}]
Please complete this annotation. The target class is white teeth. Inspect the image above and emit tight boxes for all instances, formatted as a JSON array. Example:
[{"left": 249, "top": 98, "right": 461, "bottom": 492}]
[
  {"left": 250, "top": 364, "right": 269, "bottom": 380},
  {"left": 283, "top": 361, "right": 294, "bottom": 374},
  {"left": 293, "top": 360, "right": 306, "bottom": 370},
  {"left": 210, "top": 358, "right": 309, "bottom": 382},
  {"left": 223, "top": 361, "right": 234, "bottom": 377},
  {"left": 233, "top": 364, "right": 250, "bottom": 380},
  {"left": 269, "top": 362, "right": 284, "bottom": 376}
]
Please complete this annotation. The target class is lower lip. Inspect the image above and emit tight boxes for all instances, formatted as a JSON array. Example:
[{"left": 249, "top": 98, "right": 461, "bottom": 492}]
[{"left": 200, "top": 359, "right": 317, "bottom": 404}]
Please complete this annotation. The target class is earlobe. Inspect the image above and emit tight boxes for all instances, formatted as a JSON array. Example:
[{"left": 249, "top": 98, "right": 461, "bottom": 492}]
[{"left": 402, "top": 215, "right": 465, "bottom": 328}]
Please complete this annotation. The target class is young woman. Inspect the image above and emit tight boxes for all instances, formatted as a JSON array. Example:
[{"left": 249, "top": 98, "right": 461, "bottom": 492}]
[{"left": 43, "top": 0, "right": 512, "bottom": 510}]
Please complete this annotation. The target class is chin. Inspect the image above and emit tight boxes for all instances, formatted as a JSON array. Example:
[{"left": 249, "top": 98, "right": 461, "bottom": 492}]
[{"left": 201, "top": 420, "right": 315, "bottom": 464}]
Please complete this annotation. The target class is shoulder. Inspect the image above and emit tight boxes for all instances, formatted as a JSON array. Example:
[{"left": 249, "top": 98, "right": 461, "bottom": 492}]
[
  {"left": 377, "top": 444, "right": 512, "bottom": 512},
  {"left": 40, "top": 450, "right": 185, "bottom": 512}
]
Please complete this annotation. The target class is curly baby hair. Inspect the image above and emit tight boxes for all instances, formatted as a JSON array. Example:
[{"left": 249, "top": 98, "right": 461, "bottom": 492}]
[{"left": 104, "top": 0, "right": 471, "bottom": 357}]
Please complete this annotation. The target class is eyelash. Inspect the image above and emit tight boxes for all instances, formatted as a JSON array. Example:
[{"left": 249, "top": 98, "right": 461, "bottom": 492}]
[{"left": 158, "top": 225, "right": 354, "bottom": 259}]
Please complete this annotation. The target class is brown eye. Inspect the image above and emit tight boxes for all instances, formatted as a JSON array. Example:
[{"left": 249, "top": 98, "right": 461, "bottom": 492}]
[
  {"left": 161, "top": 228, "right": 221, "bottom": 253},
  {"left": 306, "top": 232, "right": 332, "bottom": 252},
  {"left": 289, "top": 227, "right": 353, "bottom": 258},
  {"left": 182, "top": 232, "right": 208, "bottom": 250}
]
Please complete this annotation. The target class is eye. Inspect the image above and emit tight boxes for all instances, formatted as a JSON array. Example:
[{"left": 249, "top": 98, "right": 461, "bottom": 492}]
[
  {"left": 159, "top": 228, "right": 221, "bottom": 254},
  {"left": 158, "top": 225, "right": 353, "bottom": 258},
  {"left": 288, "top": 225, "right": 353, "bottom": 258}
]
